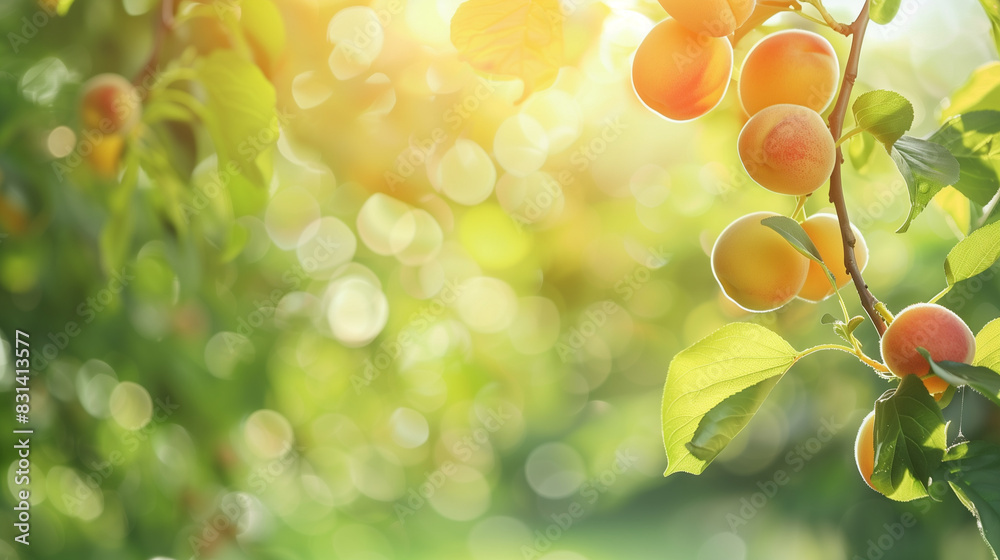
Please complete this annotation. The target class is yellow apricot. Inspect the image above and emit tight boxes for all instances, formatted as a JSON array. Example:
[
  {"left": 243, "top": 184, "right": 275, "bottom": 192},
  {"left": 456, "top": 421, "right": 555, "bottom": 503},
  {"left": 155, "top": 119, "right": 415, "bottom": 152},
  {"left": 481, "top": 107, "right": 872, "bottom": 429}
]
[
  {"left": 632, "top": 18, "right": 733, "bottom": 122},
  {"left": 881, "top": 303, "right": 976, "bottom": 396},
  {"left": 738, "top": 104, "right": 836, "bottom": 196},
  {"left": 739, "top": 30, "right": 840, "bottom": 116},
  {"left": 855, "top": 411, "right": 877, "bottom": 492},
  {"left": 798, "top": 213, "right": 869, "bottom": 302},
  {"left": 657, "top": 0, "right": 755, "bottom": 37},
  {"left": 711, "top": 211, "right": 810, "bottom": 312}
]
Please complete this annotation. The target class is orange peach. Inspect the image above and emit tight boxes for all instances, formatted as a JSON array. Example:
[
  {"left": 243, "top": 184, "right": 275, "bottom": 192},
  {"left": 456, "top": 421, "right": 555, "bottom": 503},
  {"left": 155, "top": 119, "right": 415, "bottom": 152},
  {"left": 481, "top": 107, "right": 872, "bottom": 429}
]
[
  {"left": 739, "top": 30, "right": 840, "bottom": 116},
  {"left": 657, "top": 0, "right": 756, "bottom": 37},
  {"left": 798, "top": 213, "right": 868, "bottom": 302},
  {"left": 738, "top": 104, "right": 835, "bottom": 196},
  {"left": 880, "top": 303, "right": 976, "bottom": 396},
  {"left": 632, "top": 18, "right": 733, "bottom": 122},
  {"left": 711, "top": 211, "right": 810, "bottom": 312},
  {"left": 855, "top": 410, "right": 876, "bottom": 491},
  {"left": 80, "top": 74, "right": 141, "bottom": 135}
]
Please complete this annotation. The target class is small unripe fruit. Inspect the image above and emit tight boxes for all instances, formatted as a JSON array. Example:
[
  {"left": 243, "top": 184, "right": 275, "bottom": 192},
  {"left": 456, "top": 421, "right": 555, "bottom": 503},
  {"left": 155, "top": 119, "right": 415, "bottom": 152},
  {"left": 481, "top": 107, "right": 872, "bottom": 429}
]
[
  {"left": 657, "top": 0, "right": 755, "bottom": 37},
  {"left": 855, "top": 411, "right": 876, "bottom": 491},
  {"left": 738, "top": 104, "right": 836, "bottom": 196},
  {"left": 880, "top": 303, "right": 976, "bottom": 396},
  {"left": 80, "top": 74, "right": 141, "bottom": 135},
  {"left": 798, "top": 214, "right": 869, "bottom": 302},
  {"left": 738, "top": 30, "right": 840, "bottom": 116},
  {"left": 632, "top": 18, "right": 733, "bottom": 122},
  {"left": 711, "top": 211, "right": 810, "bottom": 312}
]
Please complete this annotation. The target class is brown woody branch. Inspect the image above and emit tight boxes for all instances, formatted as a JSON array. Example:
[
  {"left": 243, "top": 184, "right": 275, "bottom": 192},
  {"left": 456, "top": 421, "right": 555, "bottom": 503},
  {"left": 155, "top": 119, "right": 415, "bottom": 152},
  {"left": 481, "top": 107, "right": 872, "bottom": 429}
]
[{"left": 826, "top": 1, "right": 887, "bottom": 336}]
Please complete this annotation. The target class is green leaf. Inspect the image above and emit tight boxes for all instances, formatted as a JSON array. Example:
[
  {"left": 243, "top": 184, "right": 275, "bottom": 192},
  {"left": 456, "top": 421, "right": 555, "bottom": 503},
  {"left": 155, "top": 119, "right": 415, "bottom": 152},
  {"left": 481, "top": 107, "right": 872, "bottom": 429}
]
[
  {"left": 870, "top": 0, "right": 902, "bottom": 24},
  {"left": 937, "top": 442, "right": 1000, "bottom": 560},
  {"left": 891, "top": 136, "right": 962, "bottom": 233},
  {"left": 929, "top": 112, "right": 1000, "bottom": 206},
  {"left": 685, "top": 377, "right": 780, "bottom": 461},
  {"left": 760, "top": 215, "right": 824, "bottom": 263},
  {"left": 195, "top": 51, "right": 277, "bottom": 187},
  {"left": 849, "top": 129, "right": 878, "bottom": 172},
  {"left": 853, "top": 90, "right": 914, "bottom": 150},
  {"left": 979, "top": 1, "right": 1000, "bottom": 61},
  {"left": 943, "top": 62, "right": 1000, "bottom": 120},
  {"left": 944, "top": 219, "right": 1000, "bottom": 285},
  {"left": 976, "top": 319, "right": 1000, "bottom": 372},
  {"left": 662, "top": 323, "right": 798, "bottom": 476},
  {"left": 871, "top": 375, "right": 947, "bottom": 501},
  {"left": 918, "top": 348, "right": 1000, "bottom": 407}
]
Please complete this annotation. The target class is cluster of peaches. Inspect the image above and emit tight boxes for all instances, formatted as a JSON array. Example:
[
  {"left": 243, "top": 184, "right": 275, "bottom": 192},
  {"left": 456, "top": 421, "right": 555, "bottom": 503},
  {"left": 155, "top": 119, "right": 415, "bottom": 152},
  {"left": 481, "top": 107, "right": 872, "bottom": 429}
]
[
  {"left": 633, "top": 1, "right": 983, "bottom": 493},
  {"left": 632, "top": 0, "right": 852, "bottom": 313}
]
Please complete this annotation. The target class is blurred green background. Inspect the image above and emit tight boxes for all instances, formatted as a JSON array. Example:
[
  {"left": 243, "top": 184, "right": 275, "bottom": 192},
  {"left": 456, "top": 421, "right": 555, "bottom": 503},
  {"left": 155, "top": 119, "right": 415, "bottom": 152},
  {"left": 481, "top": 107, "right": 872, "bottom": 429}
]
[{"left": 1, "top": 0, "right": 999, "bottom": 559}]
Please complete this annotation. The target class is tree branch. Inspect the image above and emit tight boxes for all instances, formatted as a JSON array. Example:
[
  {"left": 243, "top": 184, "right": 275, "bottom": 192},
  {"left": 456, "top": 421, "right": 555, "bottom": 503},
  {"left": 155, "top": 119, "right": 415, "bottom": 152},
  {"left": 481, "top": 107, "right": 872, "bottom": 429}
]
[
  {"left": 827, "top": 1, "right": 887, "bottom": 336},
  {"left": 133, "top": 0, "right": 175, "bottom": 87}
]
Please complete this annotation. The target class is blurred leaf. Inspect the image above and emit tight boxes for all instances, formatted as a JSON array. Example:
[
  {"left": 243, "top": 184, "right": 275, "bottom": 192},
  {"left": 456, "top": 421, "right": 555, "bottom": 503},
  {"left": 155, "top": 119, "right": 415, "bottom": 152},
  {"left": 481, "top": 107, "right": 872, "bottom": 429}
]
[
  {"left": 871, "top": 0, "right": 902, "bottom": 24},
  {"left": 853, "top": 90, "right": 914, "bottom": 150},
  {"left": 871, "top": 375, "right": 947, "bottom": 502},
  {"left": 938, "top": 441, "right": 1000, "bottom": 560},
  {"left": 849, "top": 129, "right": 878, "bottom": 172},
  {"left": 918, "top": 348, "right": 1000, "bottom": 407},
  {"left": 944, "top": 219, "right": 1000, "bottom": 285},
  {"left": 929, "top": 111, "right": 1000, "bottom": 206},
  {"left": 451, "top": 0, "right": 563, "bottom": 101},
  {"left": 891, "top": 136, "right": 962, "bottom": 233},
  {"left": 195, "top": 50, "right": 277, "bottom": 186},
  {"left": 934, "top": 187, "right": 973, "bottom": 236},
  {"left": 100, "top": 213, "right": 133, "bottom": 276},
  {"left": 239, "top": 0, "right": 287, "bottom": 76},
  {"left": 662, "top": 323, "right": 798, "bottom": 476},
  {"left": 38, "top": 0, "right": 76, "bottom": 15},
  {"left": 977, "top": 319, "right": 1000, "bottom": 371},
  {"left": 943, "top": 62, "right": 1000, "bottom": 120},
  {"left": 978, "top": 1, "right": 1000, "bottom": 61}
]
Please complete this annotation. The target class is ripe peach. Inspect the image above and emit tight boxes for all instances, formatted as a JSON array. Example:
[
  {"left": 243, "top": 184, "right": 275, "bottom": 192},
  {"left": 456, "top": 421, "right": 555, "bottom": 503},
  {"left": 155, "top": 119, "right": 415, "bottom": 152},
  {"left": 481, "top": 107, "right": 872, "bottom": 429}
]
[
  {"left": 855, "top": 410, "right": 876, "bottom": 491},
  {"left": 80, "top": 74, "right": 141, "bottom": 135},
  {"left": 880, "top": 303, "right": 976, "bottom": 396},
  {"left": 632, "top": 18, "right": 733, "bottom": 122},
  {"left": 711, "top": 211, "right": 810, "bottom": 312},
  {"left": 798, "top": 213, "right": 869, "bottom": 302},
  {"left": 657, "top": 0, "right": 755, "bottom": 37},
  {"left": 738, "top": 104, "right": 836, "bottom": 196},
  {"left": 739, "top": 30, "right": 840, "bottom": 116}
]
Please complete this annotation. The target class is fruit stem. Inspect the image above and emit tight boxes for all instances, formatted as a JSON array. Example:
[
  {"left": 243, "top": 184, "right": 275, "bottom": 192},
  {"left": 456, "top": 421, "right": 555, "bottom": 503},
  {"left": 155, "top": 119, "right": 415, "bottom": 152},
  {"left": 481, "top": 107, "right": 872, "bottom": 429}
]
[
  {"left": 790, "top": 195, "right": 809, "bottom": 221},
  {"left": 800, "top": 0, "right": 852, "bottom": 35},
  {"left": 799, "top": 343, "right": 891, "bottom": 374},
  {"left": 826, "top": 1, "right": 888, "bottom": 337},
  {"left": 733, "top": 2, "right": 796, "bottom": 45},
  {"left": 835, "top": 127, "right": 863, "bottom": 148},
  {"left": 928, "top": 285, "right": 952, "bottom": 305}
]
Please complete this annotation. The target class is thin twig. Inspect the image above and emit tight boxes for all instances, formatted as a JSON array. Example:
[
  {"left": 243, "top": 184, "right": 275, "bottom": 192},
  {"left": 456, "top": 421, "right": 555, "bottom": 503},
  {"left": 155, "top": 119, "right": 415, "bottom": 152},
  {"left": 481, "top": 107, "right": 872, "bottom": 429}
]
[
  {"left": 827, "top": 1, "right": 887, "bottom": 336},
  {"left": 133, "top": 0, "right": 175, "bottom": 87}
]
